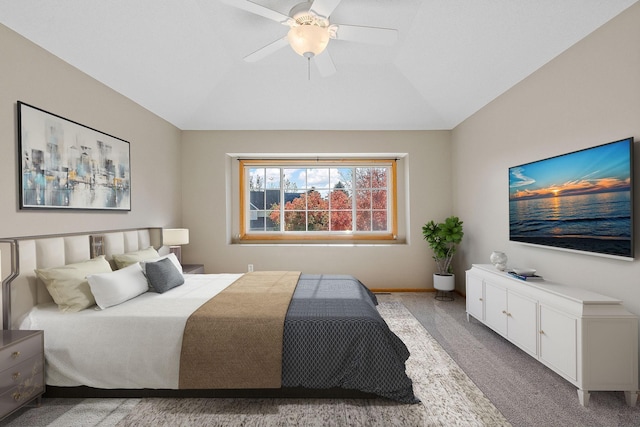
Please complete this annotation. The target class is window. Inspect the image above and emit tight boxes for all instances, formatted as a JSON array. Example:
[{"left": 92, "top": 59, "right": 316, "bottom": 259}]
[{"left": 240, "top": 159, "right": 397, "bottom": 241}]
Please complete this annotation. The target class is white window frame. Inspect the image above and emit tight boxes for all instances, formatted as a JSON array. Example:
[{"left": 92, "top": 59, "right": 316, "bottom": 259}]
[{"left": 239, "top": 159, "right": 398, "bottom": 242}]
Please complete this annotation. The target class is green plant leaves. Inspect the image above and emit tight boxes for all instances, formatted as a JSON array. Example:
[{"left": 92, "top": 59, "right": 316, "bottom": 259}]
[{"left": 422, "top": 216, "right": 464, "bottom": 274}]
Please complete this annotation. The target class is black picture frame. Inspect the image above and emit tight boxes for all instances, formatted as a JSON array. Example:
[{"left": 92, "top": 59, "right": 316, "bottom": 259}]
[{"left": 17, "top": 101, "right": 131, "bottom": 211}]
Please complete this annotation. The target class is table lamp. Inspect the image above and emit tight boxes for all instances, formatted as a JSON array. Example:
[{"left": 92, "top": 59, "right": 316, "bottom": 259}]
[{"left": 162, "top": 228, "right": 189, "bottom": 263}]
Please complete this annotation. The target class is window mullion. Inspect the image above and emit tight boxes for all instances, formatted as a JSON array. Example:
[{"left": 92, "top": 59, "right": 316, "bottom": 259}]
[
  {"left": 304, "top": 168, "right": 308, "bottom": 232},
  {"left": 328, "top": 168, "right": 332, "bottom": 231},
  {"left": 351, "top": 166, "right": 356, "bottom": 233},
  {"left": 279, "top": 168, "right": 284, "bottom": 233},
  {"left": 262, "top": 168, "right": 267, "bottom": 232}
]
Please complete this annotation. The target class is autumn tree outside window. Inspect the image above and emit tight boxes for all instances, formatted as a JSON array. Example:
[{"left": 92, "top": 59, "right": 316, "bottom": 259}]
[{"left": 240, "top": 159, "right": 397, "bottom": 241}]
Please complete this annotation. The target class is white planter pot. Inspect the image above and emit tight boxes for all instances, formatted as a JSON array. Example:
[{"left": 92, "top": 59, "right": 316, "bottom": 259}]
[{"left": 433, "top": 273, "right": 455, "bottom": 291}]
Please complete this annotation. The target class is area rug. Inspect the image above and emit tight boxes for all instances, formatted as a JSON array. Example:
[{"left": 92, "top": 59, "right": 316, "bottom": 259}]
[{"left": 1, "top": 302, "right": 509, "bottom": 427}]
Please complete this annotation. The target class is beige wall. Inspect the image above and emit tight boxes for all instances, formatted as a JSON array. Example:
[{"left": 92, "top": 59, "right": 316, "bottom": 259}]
[
  {"left": 180, "top": 130, "right": 452, "bottom": 289},
  {"left": 0, "top": 24, "right": 183, "bottom": 275},
  {"left": 0, "top": 22, "right": 455, "bottom": 292},
  {"left": 452, "top": 2, "right": 640, "bottom": 322},
  {"left": 0, "top": 25, "right": 182, "bottom": 237}
]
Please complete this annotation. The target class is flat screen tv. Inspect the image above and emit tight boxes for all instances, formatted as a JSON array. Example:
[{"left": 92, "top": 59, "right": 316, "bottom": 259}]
[{"left": 509, "top": 137, "right": 634, "bottom": 260}]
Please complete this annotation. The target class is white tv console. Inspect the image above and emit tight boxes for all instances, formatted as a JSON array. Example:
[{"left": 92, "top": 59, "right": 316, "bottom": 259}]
[{"left": 466, "top": 264, "right": 638, "bottom": 406}]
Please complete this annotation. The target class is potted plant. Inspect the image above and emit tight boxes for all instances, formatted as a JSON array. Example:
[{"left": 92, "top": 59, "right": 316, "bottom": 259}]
[{"left": 422, "top": 216, "right": 464, "bottom": 292}]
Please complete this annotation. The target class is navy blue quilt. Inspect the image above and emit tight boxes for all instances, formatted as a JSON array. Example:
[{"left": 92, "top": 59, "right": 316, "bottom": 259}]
[{"left": 282, "top": 274, "right": 419, "bottom": 403}]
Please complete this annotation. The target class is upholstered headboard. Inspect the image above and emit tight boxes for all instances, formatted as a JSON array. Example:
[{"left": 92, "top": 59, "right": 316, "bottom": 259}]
[{"left": 1, "top": 228, "right": 163, "bottom": 329}]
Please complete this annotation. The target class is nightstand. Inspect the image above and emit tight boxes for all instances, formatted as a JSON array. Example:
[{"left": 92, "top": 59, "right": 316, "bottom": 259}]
[
  {"left": 182, "top": 264, "right": 205, "bottom": 274},
  {"left": 0, "top": 330, "right": 44, "bottom": 420}
]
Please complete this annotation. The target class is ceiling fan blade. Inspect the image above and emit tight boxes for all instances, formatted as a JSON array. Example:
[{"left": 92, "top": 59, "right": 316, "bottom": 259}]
[
  {"left": 314, "top": 51, "right": 336, "bottom": 77},
  {"left": 310, "top": 0, "right": 343, "bottom": 18},
  {"left": 332, "top": 24, "right": 398, "bottom": 46},
  {"left": 244, "top": 36, "right": 289, "bottom": 62},
  {"left": 219, "top": 0, "right": 289, "bottom": 24}
]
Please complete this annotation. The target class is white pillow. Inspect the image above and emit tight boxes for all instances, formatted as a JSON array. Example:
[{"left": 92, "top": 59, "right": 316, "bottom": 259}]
[
  {"left": 87, "top": 262, "right": 149, "bottom": 309},
  {"left": 140, "top": 252, "right": 183, "bottom": 276}
]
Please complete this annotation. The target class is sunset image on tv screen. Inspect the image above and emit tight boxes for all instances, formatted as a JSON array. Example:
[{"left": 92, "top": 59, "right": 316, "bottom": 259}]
[{"left": 509, "top": 138, "right": 633, "bottom": 258}]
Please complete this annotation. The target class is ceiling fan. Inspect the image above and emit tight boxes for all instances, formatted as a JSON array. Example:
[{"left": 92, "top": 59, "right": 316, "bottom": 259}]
[{"left": 220, "top": 0, "right": 398, "bottom": 77}]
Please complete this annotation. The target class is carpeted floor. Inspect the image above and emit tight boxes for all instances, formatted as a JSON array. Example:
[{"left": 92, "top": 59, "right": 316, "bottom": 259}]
[
  {"left": 0, "top": 301, "right": 508, "bottom": 427},
  {"left": 384, "top": 293, "right": 640, "bottom": 427}
]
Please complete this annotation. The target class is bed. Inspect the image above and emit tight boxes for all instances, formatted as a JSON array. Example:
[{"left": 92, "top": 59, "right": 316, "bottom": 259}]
[{"left": 0, "top": 228, "right": 417, "bottom": 403}]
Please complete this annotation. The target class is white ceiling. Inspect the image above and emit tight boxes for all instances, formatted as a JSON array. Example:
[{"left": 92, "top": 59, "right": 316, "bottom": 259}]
[{"left": 1, "top": 0, "right": 637, "bottom": 131}]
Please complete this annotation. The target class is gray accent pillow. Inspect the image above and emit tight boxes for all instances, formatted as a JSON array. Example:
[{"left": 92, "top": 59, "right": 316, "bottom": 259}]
[{"left": 145, "top": 257, "right": 185, "bottom": 293}]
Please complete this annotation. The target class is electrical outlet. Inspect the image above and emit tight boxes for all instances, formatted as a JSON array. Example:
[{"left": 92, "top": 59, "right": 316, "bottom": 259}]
[{"left": 248, "top": 264, "right": 254, "bottom": 272}]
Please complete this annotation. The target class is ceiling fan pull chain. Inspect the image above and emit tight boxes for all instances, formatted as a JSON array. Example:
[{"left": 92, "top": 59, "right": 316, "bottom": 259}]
[{"left": 307, "top": 56, "right": 311, "bottom": 81}]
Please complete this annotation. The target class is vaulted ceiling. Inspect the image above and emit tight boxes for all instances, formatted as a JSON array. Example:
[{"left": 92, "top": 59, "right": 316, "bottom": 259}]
[{"left": 1, "top": 0, "right": 637, "bottom": 130}]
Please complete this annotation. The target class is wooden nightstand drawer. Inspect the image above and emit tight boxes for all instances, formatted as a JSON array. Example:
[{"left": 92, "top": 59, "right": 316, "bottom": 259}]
[
  {"left": 0, "top": 377, "right": 44, "bottom": 421},
  {"left": 0, "top": 331, "right": 44, "bottom": 420},
  {"left": 0, "top": 333, "right": 42, "bottom": 367},
  {"left": 0, "top": 354, "right": 44, "bottom": 396}
]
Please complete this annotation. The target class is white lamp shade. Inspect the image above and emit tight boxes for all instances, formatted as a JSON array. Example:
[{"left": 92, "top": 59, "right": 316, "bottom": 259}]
[
  {"left": 287, "top": 25, "right": 329, "bottom": 57},
  {"left": 163, "top": 228, "right": 189, "bottom": 246}
]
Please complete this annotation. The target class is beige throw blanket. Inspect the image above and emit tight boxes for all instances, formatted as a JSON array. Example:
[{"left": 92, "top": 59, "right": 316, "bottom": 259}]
[{"left": 179, "top": 271, "right": 300, "bottom": 389}]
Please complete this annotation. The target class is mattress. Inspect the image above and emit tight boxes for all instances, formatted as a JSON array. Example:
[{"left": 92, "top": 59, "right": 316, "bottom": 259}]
[
  {"left": 18, "top": 274, "right": 242, "bottom": 389},
  {"left": 18, "top": 273, "right": 417, "bottom": 402}
]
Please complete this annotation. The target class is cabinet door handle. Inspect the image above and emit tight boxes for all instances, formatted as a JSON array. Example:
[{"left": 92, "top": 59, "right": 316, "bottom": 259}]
[
  {"left": 539, "top": 330, "right": 545, "bottom": 335},
  {"left": 11, "top": 351, "right": 21, "bottom": 359},
  {"left": 479, "top": 298, "right": 483, "bottom": 301},
  {"left": 506, "top": 312, "right": 512, "bottom": 317},
  {"left": 502, "top": 310, "right": 507, "bottom": 315}
]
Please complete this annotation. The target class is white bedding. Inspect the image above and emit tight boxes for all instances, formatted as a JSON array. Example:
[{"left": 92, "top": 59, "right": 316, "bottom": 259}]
[{"left": 18, "top": 273, "right": 243, "bottom": 389}]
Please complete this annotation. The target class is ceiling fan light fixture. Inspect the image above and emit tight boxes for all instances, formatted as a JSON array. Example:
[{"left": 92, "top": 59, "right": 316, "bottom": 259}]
[{"left": 287, "top": 24, "right": 329, "bottom": 57}]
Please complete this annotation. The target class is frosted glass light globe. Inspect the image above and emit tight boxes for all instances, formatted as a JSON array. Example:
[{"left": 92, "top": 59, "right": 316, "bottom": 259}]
[{"left": 287, "top": 25, "right": 329, "bottom": 57}]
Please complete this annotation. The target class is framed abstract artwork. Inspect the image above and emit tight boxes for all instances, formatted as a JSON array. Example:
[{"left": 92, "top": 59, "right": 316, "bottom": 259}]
[{"left": 17, "top": 101, "right": 131, "bottom": 211}]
